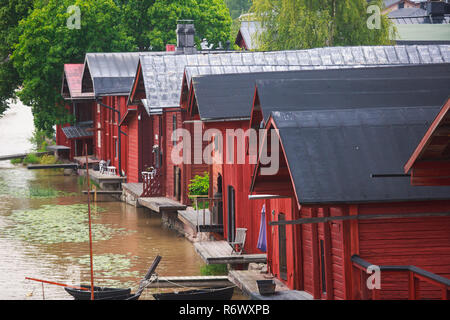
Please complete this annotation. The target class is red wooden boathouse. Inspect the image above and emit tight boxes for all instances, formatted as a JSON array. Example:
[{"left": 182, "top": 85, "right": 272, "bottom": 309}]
[
  {"left": 59, "top": 64, "right": 95, "bottom": 160},
  {"left": 248, "top": 72, "right": 450, "bottom": 299},
  {"left": 181, "top": 61, "right": 450, "bottom": 256}
]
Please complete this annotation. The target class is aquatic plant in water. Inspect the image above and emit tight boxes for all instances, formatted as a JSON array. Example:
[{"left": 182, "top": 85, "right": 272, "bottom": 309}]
[
  {"left": 0, "top": 169, "right": 75, "bottom": 199},
  {"left": 3, "top": 204, "right": 135, "bottom": 244},
  {"left": 66, "top": 253, "right": 142, "bottom": 288}
]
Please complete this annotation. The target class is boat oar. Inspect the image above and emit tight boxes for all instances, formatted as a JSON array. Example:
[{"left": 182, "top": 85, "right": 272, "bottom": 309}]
[{"left": 25, "top": 277, "right": 90, "bottom": 291}]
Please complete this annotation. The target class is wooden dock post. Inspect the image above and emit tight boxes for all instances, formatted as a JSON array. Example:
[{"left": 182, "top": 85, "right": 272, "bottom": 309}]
[{"left": 93, "top": 185, "right": 97, "bottom": 203}]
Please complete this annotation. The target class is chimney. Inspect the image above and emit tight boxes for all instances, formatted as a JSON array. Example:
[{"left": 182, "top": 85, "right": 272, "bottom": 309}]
[
  {"left": 166, "top": 44, "right": 176, "bottom": 52},
  {"left": 176, "top": 20, "right": 197, "bottom": 55},
  {"left": 427, "top": 1, "right": 446, "bottom": 17}
]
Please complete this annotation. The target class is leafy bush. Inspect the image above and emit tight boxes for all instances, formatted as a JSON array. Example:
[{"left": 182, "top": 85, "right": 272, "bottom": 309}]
[
  {"left": 10, "top": 158, "right": 23, "bottom": 164},
  {"left": 22, "top": 153, "right": 40, "bottom": 165},
  {"left": 188, "top": 172, "right": 210, "bottom": 196},
  {"left": 39, "top": 154, "right": 57, "bottom": 165}
]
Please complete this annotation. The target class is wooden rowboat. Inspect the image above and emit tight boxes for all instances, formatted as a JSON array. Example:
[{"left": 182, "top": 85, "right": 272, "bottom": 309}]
[
  {"left": 65, "top": 255, "right": 162, "bottom": 300},
  {"left": 64, "top": 285, "right": 132, "bottom": 300},
  {"left": 153, "top": 286, "right": 234, "bottom": 300}
]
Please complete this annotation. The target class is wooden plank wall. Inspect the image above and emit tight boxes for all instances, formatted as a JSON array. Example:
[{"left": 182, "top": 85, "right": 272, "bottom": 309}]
[
  {"left": 127, "top": 112, "right": 139, "bottom": 182},
  {"left": 218, "top": 120, "right": 266, "bottom": 254},
  {"left": 356, "top": 200, "right": 450, "bottom": 300}
]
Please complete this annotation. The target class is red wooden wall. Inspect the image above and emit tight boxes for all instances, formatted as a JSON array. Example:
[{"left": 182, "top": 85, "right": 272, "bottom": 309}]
[
  {"left": 207, "top": 120, "right": 265, "bottom": 254},
  {"left": 263, "top": 195, "right": 450, "bottom": 300},
  {"left": 355, "top": 201, "right": 450, "bottom": 300}
]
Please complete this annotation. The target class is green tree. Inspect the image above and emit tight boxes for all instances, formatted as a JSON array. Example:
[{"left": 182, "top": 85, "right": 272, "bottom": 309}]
[
  {"left": 11, "top": 0, "right": 134, "bottom": 135},
  {"left": 119, "top": 0, "right": 156, "bottom": 51},
  {"left": 251, "top": 0, "right": 394, "bottom": 51},
  {"left": 147, "top": 0, "right": 232, "bottom": 50},
  {"left": 0, "top": 0, "right": 34, "bottom": 115},
  {"left": 225, "top": 0, "right": 252, "bottom": 19}
]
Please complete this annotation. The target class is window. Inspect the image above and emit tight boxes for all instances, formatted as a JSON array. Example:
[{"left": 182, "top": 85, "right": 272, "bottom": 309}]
[
  {"left": 114, "top": 138, "right": 118, "bottom": 159},
  {"left": 97, "top": 122, "right": 101, "bottom": 148}
]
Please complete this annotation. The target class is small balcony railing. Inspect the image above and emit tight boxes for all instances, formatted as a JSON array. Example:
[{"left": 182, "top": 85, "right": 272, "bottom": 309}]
[
  {"left": 351, "top": 255, "right": 450, "bottom": 300},
  {"left": 141, "top": 168, "right": 163, "bottom": 197},
  {"left": 189, "top": 195, "right": 223, "bottom": 233}
]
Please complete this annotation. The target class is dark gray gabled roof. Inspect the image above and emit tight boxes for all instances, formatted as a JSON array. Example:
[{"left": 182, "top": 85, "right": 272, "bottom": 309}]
[
  {"left": 137, "top": 45, "right": 450, "bottom": 112},
  {"left": 81, "top": 52, "right": 141, "bottom": 96},
  {"left": 191, "top": 63, "right": 450, "bottom": 121},
  {"left": 255, "top": 64, "right": 450, "bottom": 123},
  {"left": 81, "top": 52, "right": 171, "bottom": 97},
  {"left": 270, "top": 106, "right": 450, "bottom": 204}
]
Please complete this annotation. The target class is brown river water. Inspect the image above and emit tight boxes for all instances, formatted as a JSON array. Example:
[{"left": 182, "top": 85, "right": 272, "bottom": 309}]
[{"left": 0, "top": 100, "right": 244, "bottom": 300}]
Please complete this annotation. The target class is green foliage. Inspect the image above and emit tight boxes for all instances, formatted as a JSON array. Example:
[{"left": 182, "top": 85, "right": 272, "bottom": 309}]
[
  {"left": 22, "top": 153, "right": 40, "bottom": 165},
  {"left": 11, "top": 0, "right": 135, "bottom": 135},
  {"left": 225, "top": 0, "right": 252, "bottom": 19},
  {"left": 188, "top": 172, "right": 210, "bottom": 196},
  {"left": 10, "top": 158, "right": 23, "bottom": 165},
  {"left": 38, "top": 154, "right": 57, "bottom": 165},
  {"left": 200, "top": 264, "right": 228, "bottom": 276},
  {"left": 29, "top": 129, "right": 50, "bottom": 152},
  {"left": 147, "top": 0, "right": 232, "bottom": 50},
  {"left": 251, "top": 0, "right": 395, "bottom": 50},
  {"left": 0, "top": 0, "right": 34, "bottom": 115}
]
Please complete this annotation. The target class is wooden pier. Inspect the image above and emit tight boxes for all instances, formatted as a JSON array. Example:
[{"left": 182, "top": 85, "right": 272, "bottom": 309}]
[
  {"left": 228, "top": 270, "right": 313, "bottom": 300},
  {"left": 138, "top": 197, "right": 186, "bottom": 213},
  {"left": 178, "top": 207, "right": 223, "bottom": 233},
  {"left": 73, "top": 156, "right": 101, "bottom": 168},
  {"left": 79, "top": 169, "right": 127, "bottom": 187},
  {"left": 194, "top": 241, "right": 267, "bottom": 265},
  {"left": 27, "top": 163, "right": 78, "bottom": 170},
  {"left": 144, "top": 275, "right": 231, "bottom": 288},
  {"left": 82, "top": 190, "right": 122, "bottom": 195}
]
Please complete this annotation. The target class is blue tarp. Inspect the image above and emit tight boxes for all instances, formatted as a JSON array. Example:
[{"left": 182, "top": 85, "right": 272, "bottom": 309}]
[{"left": 257, "top": 204, "right": 267, "bottom": 252}]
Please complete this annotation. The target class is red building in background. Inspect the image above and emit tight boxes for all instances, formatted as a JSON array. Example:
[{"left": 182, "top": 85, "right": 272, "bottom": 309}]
[{"left": 58, "top": 64, "right": 95, "bottom": 160}]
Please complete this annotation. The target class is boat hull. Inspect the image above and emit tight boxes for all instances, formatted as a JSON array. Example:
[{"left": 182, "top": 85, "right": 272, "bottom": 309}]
[{"left": 65, "top": 285, "right": 132, "bottom": 300}]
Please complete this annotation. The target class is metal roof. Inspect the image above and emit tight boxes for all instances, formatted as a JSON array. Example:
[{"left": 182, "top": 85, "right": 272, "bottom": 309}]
[
  {"left": 190, "top": 63, "right": 450, "bottom": 121},
  {"left": 81, "top": 52, "right": 172, "bottom": 97},
  {"left": 62, "top": 123, "right": 93, "bottom": 139},
  {"left": 235, "top": 20, "right": 263, "bottom": 50},
  {"left": 255, "top": 64, "right": 450, "bottom": 123},
  {"left": 269, "top": 106, "right": 450, "bottom": 204},
  {"left": 137, "top": 45, "right": 450, "bottom": 112}
]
